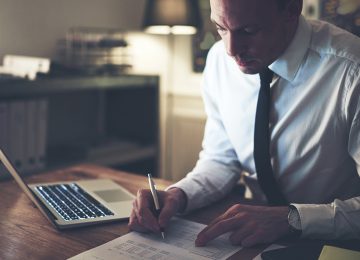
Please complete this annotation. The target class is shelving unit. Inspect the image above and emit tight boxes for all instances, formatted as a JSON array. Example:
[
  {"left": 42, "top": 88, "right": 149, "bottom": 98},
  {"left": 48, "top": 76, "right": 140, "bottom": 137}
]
[
  {"left": 0, "top": 74, "right": 159, "bottom": 177},
  {"left": 57, "top": 27, "right": 132, "bottom": 75}
]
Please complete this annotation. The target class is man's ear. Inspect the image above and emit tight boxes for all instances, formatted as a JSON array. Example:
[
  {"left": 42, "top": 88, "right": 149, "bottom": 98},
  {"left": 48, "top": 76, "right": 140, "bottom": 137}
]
[{"left": 285, "top": 0, "right": 303, "bottom": 21}]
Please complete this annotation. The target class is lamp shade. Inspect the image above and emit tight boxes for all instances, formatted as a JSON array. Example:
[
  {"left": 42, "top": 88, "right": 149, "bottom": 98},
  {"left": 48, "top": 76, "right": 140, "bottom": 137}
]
[{"left": 143, "top": 0, "right": 202, "bottom": 35}]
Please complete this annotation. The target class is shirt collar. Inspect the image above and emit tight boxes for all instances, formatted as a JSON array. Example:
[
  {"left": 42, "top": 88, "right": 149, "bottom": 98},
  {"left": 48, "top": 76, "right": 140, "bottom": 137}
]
[{"left": 269, "top": 15, "right": 311, "bottom": 83}]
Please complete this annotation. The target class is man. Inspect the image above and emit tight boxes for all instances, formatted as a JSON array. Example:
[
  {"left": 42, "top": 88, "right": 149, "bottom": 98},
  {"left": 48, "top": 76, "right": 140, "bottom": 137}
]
[{"left": 129, "top": 0, "right": 360, "bottom": 247}]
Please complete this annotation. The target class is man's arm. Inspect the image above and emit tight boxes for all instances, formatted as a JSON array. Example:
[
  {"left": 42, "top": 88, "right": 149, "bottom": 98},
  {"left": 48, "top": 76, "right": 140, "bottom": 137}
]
[
  {"left": 294, "top": 76, "right": 360, "bottom": 239},
  {"left": 166, "top": 44, "right": 242, "bottom": 212},
  {"left": 129, "top": 44, "right": 241, "bottom": 234},
  {"left": 292, "top": 197, "right": 360, "bottom": 239}
]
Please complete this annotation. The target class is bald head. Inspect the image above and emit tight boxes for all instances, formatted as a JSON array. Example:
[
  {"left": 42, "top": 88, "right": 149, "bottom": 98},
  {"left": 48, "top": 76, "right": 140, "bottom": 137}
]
[{"left": 210, "top": 0, "right": 302, "bottom": 73}]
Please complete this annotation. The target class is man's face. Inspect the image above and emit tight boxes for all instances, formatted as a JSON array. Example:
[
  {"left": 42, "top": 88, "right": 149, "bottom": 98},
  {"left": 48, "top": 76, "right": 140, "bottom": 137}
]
[{"left": 210, "top": 0, "right": 295, "bottom": 74}]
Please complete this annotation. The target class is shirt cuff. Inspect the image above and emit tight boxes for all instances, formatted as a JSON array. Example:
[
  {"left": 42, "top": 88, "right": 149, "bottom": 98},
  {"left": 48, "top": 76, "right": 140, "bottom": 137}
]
[
  {"left": 166, "top": 177, "right": 205, "bottom": 213},
  {"left": 291, "top": 203, "right": 334, "bottom": 239},
  {"left": 166, "top": 160, "right": 241, "bottom": 213}
]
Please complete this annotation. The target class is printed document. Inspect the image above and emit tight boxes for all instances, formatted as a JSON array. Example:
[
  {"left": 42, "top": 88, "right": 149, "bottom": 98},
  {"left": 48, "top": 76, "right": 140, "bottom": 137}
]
[{"left": 68, "top": 218, "right": 241, "bottom": 260}]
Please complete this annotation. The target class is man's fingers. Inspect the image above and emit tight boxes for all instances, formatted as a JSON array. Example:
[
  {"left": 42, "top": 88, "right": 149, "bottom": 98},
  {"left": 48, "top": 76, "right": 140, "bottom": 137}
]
[
  {"left": 136, "top": 189, "right": 154, "bottom": 210},
  {"left": 241, "top": 229, "right": 277, "bottom": 247},
  {"left": 158, "top": 188, "right": 186, "bottom": 229},
  {"left": 228, "top": 222, "right": 256, "bottom": 245},
  {"left": 128, "top": 209, "right": 149, "bottom": 233},
  {"left": 128, "top": 188, "right": 186, "bottom": 235},
  {"left": 196, "top": 210, "right": 238, "bottom": 243},
  {"left": 158, "top": 197, "right": 178, "bottom": 229},
  {"left": 199, "top": 205, "right": 245, "bottom": 236},
  {"left": 195, "top": 204, "right": 289, "bottom": 247},
  {"left": 206, "top": 213, "right": 226, "bottom": 227},
  {"left": 132, "top": 189, "right": 178, "bottom": 233},
  {"left": 195, "top": 216, "right": 241, "bottom": 246},
  {"left": 133, "top": 197, "right": 160, "bottom": 233},
  {"left": 241, "top": 232, "right": 266, "bottom": 247}
]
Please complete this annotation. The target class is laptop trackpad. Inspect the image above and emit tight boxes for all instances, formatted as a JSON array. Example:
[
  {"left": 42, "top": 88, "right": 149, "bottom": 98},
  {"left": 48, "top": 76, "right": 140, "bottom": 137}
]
[{"left": 94, "top": 189, "right": 133, "bottom": 203}]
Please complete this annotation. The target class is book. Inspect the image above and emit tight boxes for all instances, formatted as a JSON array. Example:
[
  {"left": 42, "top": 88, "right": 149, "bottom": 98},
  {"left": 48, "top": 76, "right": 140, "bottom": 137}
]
[
  {"left": 25, "top": 100, "right": 38, "bottom": 171},
  {"left": 35, "top": 99, "right": 48, "bottom": 170},
  {"left": 0, "top": 102, "right": 9, "bottom": 179},
  {"left": 8, "top": 101, "right": 26, "bottom": 172},
  {"left": 0, "top": 102, "right": 9, "bottom": 153}
]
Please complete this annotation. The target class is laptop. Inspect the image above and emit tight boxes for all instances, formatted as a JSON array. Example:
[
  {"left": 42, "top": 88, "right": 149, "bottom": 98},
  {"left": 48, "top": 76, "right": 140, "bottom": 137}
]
[{"left": 0, "top": 149, "right": 135, "bottom": 229}]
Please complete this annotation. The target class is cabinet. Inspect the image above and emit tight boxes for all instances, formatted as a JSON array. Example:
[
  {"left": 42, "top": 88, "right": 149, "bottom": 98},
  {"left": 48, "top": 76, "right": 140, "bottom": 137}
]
[
  {"left": 0, "top": 75, "right": 159, "bottom": 177},
  {"left": 168, "top": 93, "right": 206, "bottom": 181}
]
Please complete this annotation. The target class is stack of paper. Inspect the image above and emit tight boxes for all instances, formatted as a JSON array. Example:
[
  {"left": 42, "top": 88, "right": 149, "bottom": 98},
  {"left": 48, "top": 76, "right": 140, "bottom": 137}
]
[{"left": 68, "top": 218, "right": 242, "bottom": 260}]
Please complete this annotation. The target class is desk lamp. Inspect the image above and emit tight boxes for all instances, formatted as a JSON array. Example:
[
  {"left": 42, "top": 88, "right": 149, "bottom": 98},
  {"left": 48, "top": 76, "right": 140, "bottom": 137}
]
[
  {"left": 142, "top": 0, "right": 202, "bottom": 178},
  {"left": 143, "top": 0, "right": 201, "bottom": 35}
]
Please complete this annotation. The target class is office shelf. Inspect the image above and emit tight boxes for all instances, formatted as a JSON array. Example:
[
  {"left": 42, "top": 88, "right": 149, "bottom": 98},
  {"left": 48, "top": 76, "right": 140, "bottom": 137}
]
[
  {"left": 0, "top": 75, "right": 160, "bottom": 177},
  {"left": 0, "top": 75, "right": 158, "bottom": 97}
]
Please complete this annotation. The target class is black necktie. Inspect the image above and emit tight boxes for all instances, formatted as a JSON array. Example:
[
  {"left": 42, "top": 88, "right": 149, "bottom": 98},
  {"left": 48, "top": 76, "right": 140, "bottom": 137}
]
[{"left": 254, "top": 68, "right": 288, "bottom": 206}]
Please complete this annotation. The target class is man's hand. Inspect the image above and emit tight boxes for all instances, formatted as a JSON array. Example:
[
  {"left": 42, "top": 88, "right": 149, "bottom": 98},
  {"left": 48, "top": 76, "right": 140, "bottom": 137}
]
[
  {"left": 128, "top": 187, "right": 187, "bottom": 234},
  {"left": 195, "top": 204, "right": 289, "bottom": 247}
]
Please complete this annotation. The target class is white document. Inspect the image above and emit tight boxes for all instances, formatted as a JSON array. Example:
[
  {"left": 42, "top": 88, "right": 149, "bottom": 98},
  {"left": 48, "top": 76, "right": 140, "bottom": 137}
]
[
  {"left": 69, "top": 218, "right": 241, "bottom": 260},
  {"left": 3, "top": 55, "right": 50, "bottom": 80}
]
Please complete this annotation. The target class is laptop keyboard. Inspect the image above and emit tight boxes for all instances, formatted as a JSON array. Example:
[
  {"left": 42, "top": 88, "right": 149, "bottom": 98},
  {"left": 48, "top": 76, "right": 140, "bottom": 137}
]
[{"left": 35, "top": 183, "right": 114, "bottom": 221}]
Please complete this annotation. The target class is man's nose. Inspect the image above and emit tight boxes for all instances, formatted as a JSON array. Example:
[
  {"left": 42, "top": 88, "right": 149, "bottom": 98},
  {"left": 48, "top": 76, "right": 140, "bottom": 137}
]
[{"left": 225, "top": 32, "right": 247, "bottom": 57}]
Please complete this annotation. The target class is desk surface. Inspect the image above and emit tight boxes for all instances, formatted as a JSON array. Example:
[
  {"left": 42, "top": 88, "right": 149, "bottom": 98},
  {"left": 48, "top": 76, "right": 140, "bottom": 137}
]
[{"left": 0, "top": 164, "right": 264, "bottom": 260}]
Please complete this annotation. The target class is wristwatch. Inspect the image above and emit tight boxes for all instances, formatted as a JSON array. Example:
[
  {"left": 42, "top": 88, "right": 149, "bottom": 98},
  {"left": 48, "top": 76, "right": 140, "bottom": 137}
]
[{"left": 288, "top": 205, "right": 302, "bottom": 237}]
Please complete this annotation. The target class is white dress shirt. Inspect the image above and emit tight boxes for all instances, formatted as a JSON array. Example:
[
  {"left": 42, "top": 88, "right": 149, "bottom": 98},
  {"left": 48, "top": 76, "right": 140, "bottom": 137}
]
[{"left": 168, "top": 16, "right": 360, "bottom": 239}]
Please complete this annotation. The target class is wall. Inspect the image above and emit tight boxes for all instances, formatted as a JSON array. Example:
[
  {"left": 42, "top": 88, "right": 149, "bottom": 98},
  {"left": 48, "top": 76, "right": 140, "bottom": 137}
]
[
  {"left": 126, "top": 34, "right": 204, "bottom": 180},
  {"left": 0, "top": 0, "right": 321, "bottom": 59},
  {"left": 167, "top": 35, "right": 205, "bottom": 180},
  {"left": 0, "top": 0, "right": 146, "bottom": 59}
]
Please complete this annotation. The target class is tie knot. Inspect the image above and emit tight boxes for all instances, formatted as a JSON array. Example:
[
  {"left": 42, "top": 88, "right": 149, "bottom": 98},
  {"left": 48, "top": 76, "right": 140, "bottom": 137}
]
[{"left": 259, "top": 68, "right": 273, "bottom": 85}]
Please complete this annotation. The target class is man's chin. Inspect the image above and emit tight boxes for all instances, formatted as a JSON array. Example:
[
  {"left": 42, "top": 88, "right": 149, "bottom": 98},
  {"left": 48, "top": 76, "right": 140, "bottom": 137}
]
[
  {"left": 236, "top": 60, "right": 262, "bottom": 74},
  {"left": 238, "top": 65, "right": 260, "bottom": 75}
]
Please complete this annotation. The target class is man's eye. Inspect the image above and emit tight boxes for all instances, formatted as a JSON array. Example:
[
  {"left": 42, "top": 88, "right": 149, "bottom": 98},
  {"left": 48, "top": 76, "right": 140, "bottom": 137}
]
[
  {"left": 216, "top": 26, "right": 227, "bottom": 34},
  {"left": 243, "top": 27, "right": 260, "bottom": 35}
]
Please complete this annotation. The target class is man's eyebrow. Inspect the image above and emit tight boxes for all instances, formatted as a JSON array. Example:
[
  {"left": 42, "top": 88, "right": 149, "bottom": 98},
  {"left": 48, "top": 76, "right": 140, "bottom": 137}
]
[
  {"left": 210, "top": 19, "right": 229, "bottom": 30},
  {"left": 210, "top": 19, "right": 221, "bottom": 27},
  {"left": 210, "top": 19, "right": 258, "bottom": 31}
]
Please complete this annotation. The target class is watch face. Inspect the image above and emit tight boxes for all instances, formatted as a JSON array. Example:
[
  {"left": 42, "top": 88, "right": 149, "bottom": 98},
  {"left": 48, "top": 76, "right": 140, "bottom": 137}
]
[{"left": 288, "top": 207, "right": 302, "bottom": 231}]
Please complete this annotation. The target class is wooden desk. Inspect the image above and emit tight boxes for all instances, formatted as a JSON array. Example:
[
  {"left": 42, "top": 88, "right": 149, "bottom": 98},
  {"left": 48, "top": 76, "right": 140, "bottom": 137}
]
[{"left": 0, "top": 164, "right": 263, "bottom": 259}]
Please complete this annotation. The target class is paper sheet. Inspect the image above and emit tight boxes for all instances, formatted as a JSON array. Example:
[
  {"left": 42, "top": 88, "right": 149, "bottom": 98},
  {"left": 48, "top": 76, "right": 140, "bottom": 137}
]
[
  {"left": 318, "top": 245, "right": 360, "bottom": 260},
  {"left": 68, "top": 218, "right": 241, "bottom": 260}
]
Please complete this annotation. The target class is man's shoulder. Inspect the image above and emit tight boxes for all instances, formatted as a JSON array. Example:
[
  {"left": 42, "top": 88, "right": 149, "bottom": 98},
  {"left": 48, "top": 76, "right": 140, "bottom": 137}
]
[
  {"left": 308, "top": 19, "right": 360, "bottom": 65},
  {"left": 205, "top": 40, "right": 235, "bottom": 71},
  {"left": 207, "top": 40, "right": 226, "bottom": 59}
]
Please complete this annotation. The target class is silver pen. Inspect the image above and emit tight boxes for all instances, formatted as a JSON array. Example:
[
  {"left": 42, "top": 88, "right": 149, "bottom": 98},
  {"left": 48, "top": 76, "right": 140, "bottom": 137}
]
[{"left": 148, "top": 173, "right": 165, "bottom": 239}]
